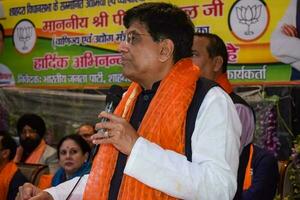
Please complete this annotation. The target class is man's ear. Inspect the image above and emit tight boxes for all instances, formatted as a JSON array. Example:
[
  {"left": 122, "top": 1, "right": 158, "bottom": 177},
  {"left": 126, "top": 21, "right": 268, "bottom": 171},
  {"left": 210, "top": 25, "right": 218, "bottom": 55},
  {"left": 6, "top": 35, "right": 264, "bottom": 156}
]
[
  {"left": 159, "top": 39, "right": 174, "bottom": 63},
  {"left": 213, "top": 56, "right": 224, "bottom": 73}
]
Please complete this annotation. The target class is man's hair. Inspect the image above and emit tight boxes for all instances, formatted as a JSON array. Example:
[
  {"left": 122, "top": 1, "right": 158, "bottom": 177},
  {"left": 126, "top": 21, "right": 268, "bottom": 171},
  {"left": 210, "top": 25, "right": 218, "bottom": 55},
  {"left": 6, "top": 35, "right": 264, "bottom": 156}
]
[
  {"left": 123, "top": 2, "right": 195, "bottom": 63},
  {"left": 0, "top": 133, "right": 17, "bottom": 161},
  {"left": 17, "top": 113, "right": 46, "bottom": 138},
  {"left": 194, "top": 33, "right": 228, "bottom": 73},
  {"left": 0, "top": 24, "right": 4, "bottom": 38},
  {"left": 77, "top": 123, "right": 95, "bottom": 133}
]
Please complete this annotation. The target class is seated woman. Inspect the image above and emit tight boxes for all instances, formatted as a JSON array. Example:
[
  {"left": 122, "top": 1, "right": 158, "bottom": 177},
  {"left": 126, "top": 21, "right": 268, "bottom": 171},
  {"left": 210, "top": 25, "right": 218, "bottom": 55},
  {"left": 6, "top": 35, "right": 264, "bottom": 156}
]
[
  {"left": 52, "top": 134, "right": 91, "bottom": 186},
  {"left": 39, "top": 134, "right": 91, "bottom": 188}
]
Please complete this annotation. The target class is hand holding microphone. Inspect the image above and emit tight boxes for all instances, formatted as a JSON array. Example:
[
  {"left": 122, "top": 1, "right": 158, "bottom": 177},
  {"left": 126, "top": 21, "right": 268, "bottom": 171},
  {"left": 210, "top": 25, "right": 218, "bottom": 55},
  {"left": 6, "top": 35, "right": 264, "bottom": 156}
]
[
  {"left": 89, "top": 84, "right": 139, "bottom": 158},
  {"left": 92, "top": 111, "right": 139, "bottom": 156},
  {"left": 89, "top": 85, "right": 124, "bottom": 162},
  {"left": 95, "top": 101, "right": 114, "bottom": 139}
]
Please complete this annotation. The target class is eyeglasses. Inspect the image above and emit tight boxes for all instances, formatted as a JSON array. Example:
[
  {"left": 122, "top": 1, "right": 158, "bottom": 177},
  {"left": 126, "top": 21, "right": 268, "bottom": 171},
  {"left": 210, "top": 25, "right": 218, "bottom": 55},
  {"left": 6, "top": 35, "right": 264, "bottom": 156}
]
[{"left": 124, "top": 31, "right": 152, "bottom": 45}]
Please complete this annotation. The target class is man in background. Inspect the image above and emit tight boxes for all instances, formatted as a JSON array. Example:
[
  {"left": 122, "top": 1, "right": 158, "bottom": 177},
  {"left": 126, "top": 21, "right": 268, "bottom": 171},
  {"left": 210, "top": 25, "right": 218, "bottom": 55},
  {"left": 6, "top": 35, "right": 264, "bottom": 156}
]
[
  {"left": 0, "top": 132, "right": 27, "bottom": 200},
  {"left": 76, "top": 123, "right": 95, "bottom": 148},
  {"left": 14, "top": 113, "right": 58, "bottom": 174},
  {"left": 192, "top": 33, "right": 255, "bottom": 154},
  {"left": 192, "top": 33, "right": 278, "bottom": 200}
]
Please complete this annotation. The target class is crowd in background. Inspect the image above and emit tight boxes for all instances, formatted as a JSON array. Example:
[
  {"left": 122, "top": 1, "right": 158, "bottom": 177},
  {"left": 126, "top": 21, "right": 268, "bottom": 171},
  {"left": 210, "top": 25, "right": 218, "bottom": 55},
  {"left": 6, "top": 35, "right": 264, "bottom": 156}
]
[{"left": 0, "top": 112, "right": 95, "bottom": 200}]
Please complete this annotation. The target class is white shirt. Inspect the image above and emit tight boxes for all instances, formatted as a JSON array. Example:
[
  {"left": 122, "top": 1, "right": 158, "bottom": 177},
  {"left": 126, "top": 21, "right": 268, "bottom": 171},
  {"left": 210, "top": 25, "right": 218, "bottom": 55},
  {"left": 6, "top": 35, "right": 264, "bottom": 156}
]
[
  {"left": 46, "top": 87, "right": 241, "bottom": 200},
  {"left": 270, "top": 0, "right": 300, "bottom": 71}
]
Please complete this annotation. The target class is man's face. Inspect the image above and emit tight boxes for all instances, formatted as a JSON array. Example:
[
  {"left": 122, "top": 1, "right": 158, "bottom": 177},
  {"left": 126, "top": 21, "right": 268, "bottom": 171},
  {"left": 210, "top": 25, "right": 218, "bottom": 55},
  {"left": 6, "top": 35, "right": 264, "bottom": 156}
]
[
  {"left": 192, "top": 36, "right": 216, "bottom": 80},
  {"left": 78, "top": 125, "right": 94, "bottom": 148},
  {"left": 118, "top": 21, "right": 163, "bottom": 85},
  {"left": 19, "top": 125, "right": 41, "bottom": 153}
]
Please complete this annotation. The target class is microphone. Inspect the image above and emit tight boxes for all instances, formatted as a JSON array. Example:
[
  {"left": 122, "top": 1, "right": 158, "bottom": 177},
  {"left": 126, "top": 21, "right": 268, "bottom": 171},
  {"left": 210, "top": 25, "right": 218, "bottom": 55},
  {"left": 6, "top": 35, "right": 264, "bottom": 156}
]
[{"left": 89, "top": 85, "right": 124, "bottom": 162}]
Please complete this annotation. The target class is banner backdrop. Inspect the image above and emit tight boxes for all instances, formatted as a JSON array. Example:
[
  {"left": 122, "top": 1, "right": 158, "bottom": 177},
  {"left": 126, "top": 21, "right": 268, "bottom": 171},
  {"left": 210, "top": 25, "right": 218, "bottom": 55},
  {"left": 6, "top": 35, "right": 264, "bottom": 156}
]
[{"left": 0, "top": 0, "right": 296, "bottom": 89}]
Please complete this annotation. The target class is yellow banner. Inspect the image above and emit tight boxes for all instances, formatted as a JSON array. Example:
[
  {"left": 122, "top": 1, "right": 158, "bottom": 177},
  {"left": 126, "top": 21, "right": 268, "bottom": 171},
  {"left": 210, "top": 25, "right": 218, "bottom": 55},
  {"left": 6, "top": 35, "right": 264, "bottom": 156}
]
[
  {"left": 0, "top": 0, "right": 290, "bottom": 63},
  {"left": 0, "top": 0, "right": 296, "bottom": 88}
]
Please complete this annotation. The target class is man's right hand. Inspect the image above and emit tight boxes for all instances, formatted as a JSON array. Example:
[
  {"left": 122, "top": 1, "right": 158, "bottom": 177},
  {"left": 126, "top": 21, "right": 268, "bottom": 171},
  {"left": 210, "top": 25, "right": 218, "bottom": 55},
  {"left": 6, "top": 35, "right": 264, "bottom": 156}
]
[
  {"left": 281, "top": 24, "right": 298, "bottom": 37},
  {"left": 16, "top": 183, "right": 53, "bottom": 200}
]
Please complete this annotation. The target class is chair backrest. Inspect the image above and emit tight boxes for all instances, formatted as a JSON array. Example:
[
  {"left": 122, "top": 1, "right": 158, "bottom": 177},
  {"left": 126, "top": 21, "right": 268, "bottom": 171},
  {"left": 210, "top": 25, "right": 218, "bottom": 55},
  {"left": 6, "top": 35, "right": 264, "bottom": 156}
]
[
  {"left": 17, "top": 163, "right": 50, "bottom": 186},
  {"left": 282, "top": 161, "right": 295, "bottom": 198},
  {"left": 277, "top": 160, "right": 290, "bottom": 198}
]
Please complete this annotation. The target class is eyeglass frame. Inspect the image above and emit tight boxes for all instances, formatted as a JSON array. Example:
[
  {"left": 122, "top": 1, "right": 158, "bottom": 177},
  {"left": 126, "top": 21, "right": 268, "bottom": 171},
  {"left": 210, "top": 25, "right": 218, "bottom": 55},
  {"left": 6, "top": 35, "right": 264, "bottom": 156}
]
[{"left": 123, "top": 31, "right": 161, "bottom": 45}]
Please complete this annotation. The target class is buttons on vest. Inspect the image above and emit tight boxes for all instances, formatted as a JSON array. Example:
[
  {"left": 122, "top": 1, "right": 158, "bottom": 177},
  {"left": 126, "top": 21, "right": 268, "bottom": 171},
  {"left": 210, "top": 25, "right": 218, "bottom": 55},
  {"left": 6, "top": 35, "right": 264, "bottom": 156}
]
[{"left": 143, "top": 94, "right": 150, "bottom": 101}]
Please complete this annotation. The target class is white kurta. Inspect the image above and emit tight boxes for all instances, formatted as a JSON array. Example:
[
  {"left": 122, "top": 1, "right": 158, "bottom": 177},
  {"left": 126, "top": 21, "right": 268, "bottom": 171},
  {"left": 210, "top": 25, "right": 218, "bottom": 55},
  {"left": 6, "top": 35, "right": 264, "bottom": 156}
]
[
  {"left": 46, "top": 87, "right": 241, "bottom": 200},
  {"left": 270, "top": 0, "right": 300, "bottom": 71}
]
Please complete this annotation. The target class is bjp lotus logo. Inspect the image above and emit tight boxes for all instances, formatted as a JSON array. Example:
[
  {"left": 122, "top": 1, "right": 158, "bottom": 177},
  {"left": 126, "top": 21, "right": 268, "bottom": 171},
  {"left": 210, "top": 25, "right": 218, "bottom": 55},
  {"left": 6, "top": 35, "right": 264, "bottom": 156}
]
[
  {"left": 13, "top": 19, "right": 36, "bottom": 54},
  {"left": 236, "top": 4, "right": 262, "bottom": 35},
  {"left": 17, "top": 26, "right": 33, "bottom": 50},
  {"left": 229, "top": 0, "right": 269, "bottom": 41}
]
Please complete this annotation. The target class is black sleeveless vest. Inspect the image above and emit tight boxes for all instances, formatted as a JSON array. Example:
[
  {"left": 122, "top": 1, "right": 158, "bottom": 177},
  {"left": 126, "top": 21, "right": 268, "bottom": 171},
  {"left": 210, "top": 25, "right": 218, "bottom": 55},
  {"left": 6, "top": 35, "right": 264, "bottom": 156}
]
[{"left": 185, "top": 77, "right": 218, "bottom": 161}]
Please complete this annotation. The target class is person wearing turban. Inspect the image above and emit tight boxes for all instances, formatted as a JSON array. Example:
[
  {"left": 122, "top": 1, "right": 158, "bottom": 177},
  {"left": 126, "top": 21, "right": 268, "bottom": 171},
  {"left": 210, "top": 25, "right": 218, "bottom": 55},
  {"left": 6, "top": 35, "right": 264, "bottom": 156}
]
[{"left": 14, "top": 114, "right": 58, "bottom": 174}]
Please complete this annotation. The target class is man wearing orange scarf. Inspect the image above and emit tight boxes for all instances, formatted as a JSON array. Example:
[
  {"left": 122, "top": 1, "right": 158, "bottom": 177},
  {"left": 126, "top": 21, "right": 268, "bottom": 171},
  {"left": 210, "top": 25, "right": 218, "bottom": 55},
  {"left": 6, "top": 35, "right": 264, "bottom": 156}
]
[
  {"left": 192, "top": 33, "right": 255, "bottom": 156},
  {"left": 192, "top": 33, "right": 278, "bottom": 200},
  {"left": 14, "top": 113, "right": 58, "bottom": 174},
  {"left": 17, "top": 3, "right": 241, "bottom": 200},
  {"left": 0, "top": 133, "right": 27, "bottom": 200}
]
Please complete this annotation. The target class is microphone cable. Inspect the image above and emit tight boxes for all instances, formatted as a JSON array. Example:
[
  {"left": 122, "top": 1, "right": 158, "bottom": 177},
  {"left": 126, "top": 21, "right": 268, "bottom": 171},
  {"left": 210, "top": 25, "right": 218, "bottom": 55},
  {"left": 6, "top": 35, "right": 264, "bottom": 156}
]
[{"left": 65, "top": 174, "right": 84, "bottom": 200}]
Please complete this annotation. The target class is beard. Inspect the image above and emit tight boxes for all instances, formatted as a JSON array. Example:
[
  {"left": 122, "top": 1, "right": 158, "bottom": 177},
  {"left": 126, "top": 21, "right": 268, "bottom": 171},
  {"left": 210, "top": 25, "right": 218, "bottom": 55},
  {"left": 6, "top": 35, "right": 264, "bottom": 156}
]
[{"left": 20, "top": 136, "right": 41, "bottom": 155}]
